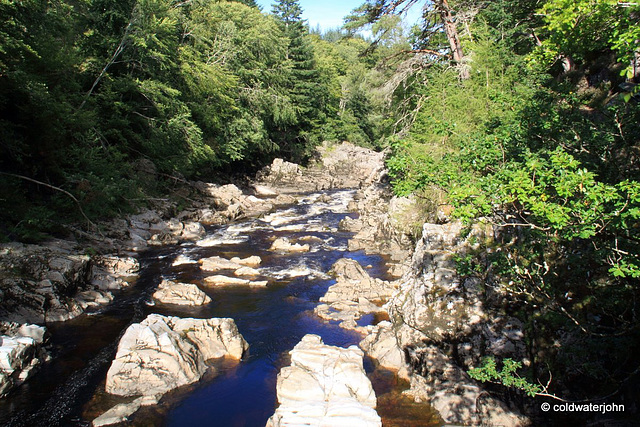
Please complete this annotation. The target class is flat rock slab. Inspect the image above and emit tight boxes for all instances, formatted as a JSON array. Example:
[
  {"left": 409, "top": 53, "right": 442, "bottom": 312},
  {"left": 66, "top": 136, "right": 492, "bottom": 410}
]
[
  {"left": 92, "top": 396, "right": 156, "bottom": 427},
  {"left": 152, "top": 280, "right": 211, "bottom": 306},
  {"left": 199, "top": 256, "right": 243, "bottom": 272},
  {"left": 203, "top": 275, "right": 268, "bottom": 287},
  {"left": 105, "top": 314, "right": 247, "bottom": 397},
  {"left": 267, "top": 334, "right": 381, "bottom": 427},
  {"left": 230, "top": 255, "right": 261, "bottom": 267}
]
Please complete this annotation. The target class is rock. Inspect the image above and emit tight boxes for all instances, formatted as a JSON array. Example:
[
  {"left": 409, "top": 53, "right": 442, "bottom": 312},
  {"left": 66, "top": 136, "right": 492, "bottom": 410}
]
[
  {"left": 172, "top": 254, "right": 197, "bottom": 266},
  {"left": 75, "top": 290, "right": 114, "bottom": 310},
  {"left": 403, "top": 346, "right": 528, "bottom": 426},
  {"left": 374, "top": 220, "right": 529, "bottom": 425},
  {"left": 0, "top": 244, "right": 95, "bottom": 323},
  {"left": 322, "top": 258, "right": 395, "bottom": 303},
  {"left": 253, "top": 184, "right": 279, "bottom": 197},
  {"left": 199, "top": 256, "right": 242, "bottom": 272},
  {"left": 92, "top": 397, "right": 144, "bottom": 427},
  {"left": 359, "top": 322, "right": 407, "bottom": 377},
  {"left": 152, "top": 280, "right": 211, "bottom": 306},
  {"left": 266, "top": 334, "right": 381, "bottom": 427},
  {"left": 233, "top": 267, "right": 260, "bottom": 277},
  {"left": 0, "top": 323, "right": 48, "bottom": 397},
  {"left": 179, "top": 222, "right": 206, "bottom": 241},
  {"left": 229, "top": 256, "right": 261, "bottom": 267},
  {"left": 203, "top": 275, "right": 250, "bottom": 286},
  {"left": 202, "top": 275, "right": 268, "bottom": 287},
  {"left": 315, "top": 258, "right": 396, "bottom": 332},
  {"left": 91, "top": 255, "right": 139, "bottom": 291},
  {"left": 260, "top": 158, "right": 302, "bottom": 184},
  {"left": 269, "top": 237, "right": 310, "bottom": 253},
  {"left": 272, "top": 194, "right": 297, "bottom": 206},
  {"left": 338, "top": 216, "right": 364, "bottom": 232},
  {"left": 92, "top": 394, "right": 159, "bottom": 426},
  {"left": 195, "top": 183, "right": 244, "bottom": 209},
  {"left": 105, "top": 314, "right": 247, "bottom": 397}
]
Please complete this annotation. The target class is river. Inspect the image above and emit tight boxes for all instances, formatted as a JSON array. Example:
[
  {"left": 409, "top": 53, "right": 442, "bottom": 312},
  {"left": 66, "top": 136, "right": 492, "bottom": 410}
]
[{"left": 0, "top": 189, "right": 439, "bottom": 426}]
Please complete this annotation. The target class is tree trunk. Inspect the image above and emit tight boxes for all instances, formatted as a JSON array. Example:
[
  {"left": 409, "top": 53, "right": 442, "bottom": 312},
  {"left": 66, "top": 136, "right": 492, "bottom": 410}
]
[{"left": 436, "top": 0, "right": 469, "bottom": 79}]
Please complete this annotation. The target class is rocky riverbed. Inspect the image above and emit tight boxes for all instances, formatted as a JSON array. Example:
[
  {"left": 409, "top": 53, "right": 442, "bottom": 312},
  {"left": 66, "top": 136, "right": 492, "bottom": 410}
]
[{"left": 0, "top": 141, "right": 528, "bottom": 426}]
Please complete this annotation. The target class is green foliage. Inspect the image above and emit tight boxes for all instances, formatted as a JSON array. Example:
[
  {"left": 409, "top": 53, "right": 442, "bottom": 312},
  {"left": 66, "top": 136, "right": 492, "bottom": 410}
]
[
  {"left": 469, "top": 357, "right": 542, "bottom": 397},
  {"left": 385, "top": 0, "right": 640, "bottom": 402},
  {"left": 532, "top": 0, "right": 639, "bottom": 75},
  {"left": 0, "top": 0, "right": 353, "bottom": 239}
]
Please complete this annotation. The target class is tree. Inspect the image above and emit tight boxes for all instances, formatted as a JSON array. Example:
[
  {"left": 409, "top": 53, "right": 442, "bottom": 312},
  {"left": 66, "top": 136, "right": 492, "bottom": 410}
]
[
  {"left": 271, "top": 0, "right": 328, "bottom": 159},
  {"left": 271, "top": 0, "right": 303, "bottom": 25},
  {"left": 346, "top": 0, "right": 470, "bottom": 79}
]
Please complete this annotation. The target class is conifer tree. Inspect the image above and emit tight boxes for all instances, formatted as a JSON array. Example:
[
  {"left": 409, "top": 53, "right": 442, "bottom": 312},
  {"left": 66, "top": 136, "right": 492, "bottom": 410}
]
[{"left": 271, "top": 0, "right": 327, "bottom": 158}]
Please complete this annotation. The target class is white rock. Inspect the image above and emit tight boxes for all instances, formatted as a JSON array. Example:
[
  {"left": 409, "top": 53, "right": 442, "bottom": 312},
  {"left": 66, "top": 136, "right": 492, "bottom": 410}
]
[
  {"left": 359, "top": 322, "right": 406, "bottom": 375},
  {"left": 152, "top": 280, "right": 211, "bottom": 306},
  {"left": 267, "top": 334, "right": 381, "bottom": 427},
  {"left": 105, "top": 314, "right": 247, "bottom": 397},
  {"left": 269, "top": 237, "right": 310, "bottom": 253},
  {"left": 199, "top": 256, "right": 242, "bottom": 272},
  {"left": 234, "top": 267, "right": 260, "bottom": 277},
  {"left": 203, "top": 275, "right": 250, "bottom": 286},
  {"left": 75, "top": 290, "right": 114, "bottom": 310},
  {"left": 230, "top": 256, "right": 262, "bottom": 267},
  {"left": 253, "top": 184, "right": 279, "bottom": 196},
  {"left": 92, "top": 397, "right": 144, "bottom": 427}
]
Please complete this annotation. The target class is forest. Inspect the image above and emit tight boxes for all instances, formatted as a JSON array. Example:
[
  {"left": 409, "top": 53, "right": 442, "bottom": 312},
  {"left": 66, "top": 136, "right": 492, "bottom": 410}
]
[{"left": 1, "top": 0, "right": 639, "bottom": 418}]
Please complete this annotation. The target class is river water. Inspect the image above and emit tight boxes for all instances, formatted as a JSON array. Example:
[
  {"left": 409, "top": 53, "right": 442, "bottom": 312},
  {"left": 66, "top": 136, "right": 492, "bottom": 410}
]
[{"left": 0, "top": 189, "right": 440, "bottom": 426}]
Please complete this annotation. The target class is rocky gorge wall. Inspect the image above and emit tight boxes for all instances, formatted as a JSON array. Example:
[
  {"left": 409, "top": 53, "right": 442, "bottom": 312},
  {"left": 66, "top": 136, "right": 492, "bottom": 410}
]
[{"left": 349, "top": 209, "right": 531, "bottom": 424}]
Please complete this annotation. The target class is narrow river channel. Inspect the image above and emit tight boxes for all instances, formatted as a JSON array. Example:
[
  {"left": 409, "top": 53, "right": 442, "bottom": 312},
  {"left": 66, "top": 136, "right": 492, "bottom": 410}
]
[{"left": 0, "top": 189, "right": 439, "bottom": 426}]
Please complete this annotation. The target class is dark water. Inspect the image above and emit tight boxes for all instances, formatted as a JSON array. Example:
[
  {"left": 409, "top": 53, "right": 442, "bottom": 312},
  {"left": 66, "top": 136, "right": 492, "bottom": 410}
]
[{"left": 0, "top": 189, "right": 440, "bottom": 426}]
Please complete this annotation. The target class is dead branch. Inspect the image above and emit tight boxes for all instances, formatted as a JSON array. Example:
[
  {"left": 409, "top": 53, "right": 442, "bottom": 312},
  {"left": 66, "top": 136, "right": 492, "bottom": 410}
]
[{"left": 0, "top": 172, "right": 98, "bottom": 231}]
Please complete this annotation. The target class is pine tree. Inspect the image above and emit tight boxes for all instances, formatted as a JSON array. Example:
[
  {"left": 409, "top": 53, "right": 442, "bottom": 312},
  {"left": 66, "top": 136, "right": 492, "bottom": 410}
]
[
  {"left": 271, "top": 0, "right": 328, "bottom": 159},
  {"left": 235, "top": 0, "right": 259, "bottom": 8}
]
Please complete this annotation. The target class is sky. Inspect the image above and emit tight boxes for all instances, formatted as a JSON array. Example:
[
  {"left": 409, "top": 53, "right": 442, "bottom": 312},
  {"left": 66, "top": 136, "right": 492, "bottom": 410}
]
[{"left": 255, "top": 0, "right": 423, "bottom": 33}]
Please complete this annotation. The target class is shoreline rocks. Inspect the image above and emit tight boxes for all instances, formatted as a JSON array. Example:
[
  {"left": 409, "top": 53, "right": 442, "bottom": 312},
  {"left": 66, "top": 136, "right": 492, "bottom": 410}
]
[
  {"left": 0, "top": 323, "right": 48, "bottom": 397},
  {"left": 266, "top": 334, "right": 381, "bottom": 427},
  {"left": 362, "top": 221, "right": 529, "bottom": 426},
  {"left": 315, "top": 258, "right": 396, "bottom": 332}
]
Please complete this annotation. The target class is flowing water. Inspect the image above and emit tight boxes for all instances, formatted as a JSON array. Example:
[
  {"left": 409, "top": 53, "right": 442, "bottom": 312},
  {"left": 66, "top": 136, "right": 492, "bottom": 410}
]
[{"left": 0, "top": 189, "right": 440, "bottom": 426}]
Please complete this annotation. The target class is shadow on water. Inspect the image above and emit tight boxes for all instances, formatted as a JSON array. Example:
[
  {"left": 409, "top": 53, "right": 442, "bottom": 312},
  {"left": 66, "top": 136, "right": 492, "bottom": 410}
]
[{"left": 0, "top": 189, "right": 439, "bottom": 426}]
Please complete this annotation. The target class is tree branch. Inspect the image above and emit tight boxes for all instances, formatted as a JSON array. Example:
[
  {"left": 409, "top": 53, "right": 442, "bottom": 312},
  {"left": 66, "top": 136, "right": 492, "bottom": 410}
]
[{"left": 0, "top": 172, "right": 98, "bottom": 232}]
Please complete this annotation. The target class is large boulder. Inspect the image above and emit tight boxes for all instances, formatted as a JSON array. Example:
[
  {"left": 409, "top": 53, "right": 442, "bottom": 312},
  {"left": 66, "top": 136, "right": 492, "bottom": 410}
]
[
  {"left": 105, "top": 314, "right": 247, "bottom": 397},
  {"left": 403, "top": 346, "right": 529, "bottom": 427},
  {"left": 359, "top": 322, "right": 407, "bottom": 377},
  {"left": 152, "top": 280, "right": 211, "bottom": 306},
  {"left": 199, "top": 256, "right": 243, "bottom": 272},
  {"left": 91, "top": 255, "right": 139, "bottom": 291},
  {"left": 0, "top": 323, "right": 48, "bottom": 397},
  {"left": 266, "top": 334, "right": 381, "bottom": 427}
]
